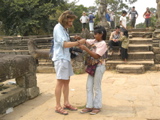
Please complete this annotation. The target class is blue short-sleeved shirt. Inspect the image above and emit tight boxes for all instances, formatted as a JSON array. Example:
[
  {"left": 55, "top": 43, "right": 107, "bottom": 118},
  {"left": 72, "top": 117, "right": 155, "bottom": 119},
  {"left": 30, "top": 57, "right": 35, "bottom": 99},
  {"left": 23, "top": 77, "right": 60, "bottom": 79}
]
[
  {"left": 88, "top": 14, "right": 95, "bottom": 23},
  {"left": 52, "top": 23, "right": 71, "bottom": 61}
]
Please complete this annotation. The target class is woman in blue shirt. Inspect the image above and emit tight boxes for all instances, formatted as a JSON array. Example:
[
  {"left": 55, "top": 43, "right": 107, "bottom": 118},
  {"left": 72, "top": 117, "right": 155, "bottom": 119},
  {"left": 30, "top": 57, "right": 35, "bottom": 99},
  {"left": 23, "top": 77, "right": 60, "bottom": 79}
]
[{"left": 53, "top": 10, "right": 86, "bottom": 115}]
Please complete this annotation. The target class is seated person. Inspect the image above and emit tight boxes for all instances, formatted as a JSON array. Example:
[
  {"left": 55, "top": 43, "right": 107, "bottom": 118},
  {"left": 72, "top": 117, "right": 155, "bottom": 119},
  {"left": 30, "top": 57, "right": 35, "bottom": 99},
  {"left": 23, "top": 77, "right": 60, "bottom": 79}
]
[{"left": 108, "top": 26, "right": 122, "bottom": 55}]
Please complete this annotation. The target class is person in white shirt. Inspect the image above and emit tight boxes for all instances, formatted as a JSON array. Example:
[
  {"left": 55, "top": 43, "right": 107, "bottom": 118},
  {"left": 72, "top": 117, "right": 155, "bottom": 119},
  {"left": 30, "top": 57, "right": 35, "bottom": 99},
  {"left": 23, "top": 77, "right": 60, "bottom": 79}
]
[
  {"left": 120, "top": 10, "right": 127, "bottom": 32},
  {"left": 110, "top": 11, "right": 115, "bottom": 29},
  {"left": 80, "top": 12, "right": 89, "bottom": 31}
]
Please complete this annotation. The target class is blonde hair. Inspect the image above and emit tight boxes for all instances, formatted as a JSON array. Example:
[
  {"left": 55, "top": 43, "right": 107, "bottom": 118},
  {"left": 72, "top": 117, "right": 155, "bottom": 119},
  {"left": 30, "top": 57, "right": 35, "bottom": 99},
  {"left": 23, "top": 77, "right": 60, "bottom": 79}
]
[{"left": 58, "top": 10, "right": 77, "bottom": 27}]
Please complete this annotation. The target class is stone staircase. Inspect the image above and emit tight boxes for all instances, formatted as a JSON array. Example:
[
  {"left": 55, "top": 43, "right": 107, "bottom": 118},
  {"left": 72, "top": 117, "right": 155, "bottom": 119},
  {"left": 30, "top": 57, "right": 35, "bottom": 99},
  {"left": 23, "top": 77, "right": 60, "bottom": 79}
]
[{"left": 106, "top": 28, "right": 155, "bottom": 73}]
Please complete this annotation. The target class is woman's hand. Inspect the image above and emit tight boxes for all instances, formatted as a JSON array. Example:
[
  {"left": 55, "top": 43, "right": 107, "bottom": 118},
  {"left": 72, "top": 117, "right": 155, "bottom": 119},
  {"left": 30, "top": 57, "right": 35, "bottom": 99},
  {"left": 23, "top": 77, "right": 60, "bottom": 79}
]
[{"left": 79, "top": 39, "right": 86, "bottom": 45}]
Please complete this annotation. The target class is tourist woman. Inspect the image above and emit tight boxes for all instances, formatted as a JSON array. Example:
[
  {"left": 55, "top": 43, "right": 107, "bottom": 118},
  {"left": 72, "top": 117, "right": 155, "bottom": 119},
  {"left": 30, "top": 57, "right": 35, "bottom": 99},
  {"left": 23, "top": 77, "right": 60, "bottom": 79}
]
[{"left": 52, "top": 10, "right": 86, "bottom": 115}]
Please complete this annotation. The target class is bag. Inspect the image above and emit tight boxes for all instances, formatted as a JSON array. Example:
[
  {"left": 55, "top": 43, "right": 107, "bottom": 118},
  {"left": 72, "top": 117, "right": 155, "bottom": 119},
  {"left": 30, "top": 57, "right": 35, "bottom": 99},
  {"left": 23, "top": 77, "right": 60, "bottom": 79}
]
[
  {"left": 85, "top": 63, "right": 98, "bottom": 76},
  {"left": 49, "top": 38, "right": 54, "bottom": 59}
]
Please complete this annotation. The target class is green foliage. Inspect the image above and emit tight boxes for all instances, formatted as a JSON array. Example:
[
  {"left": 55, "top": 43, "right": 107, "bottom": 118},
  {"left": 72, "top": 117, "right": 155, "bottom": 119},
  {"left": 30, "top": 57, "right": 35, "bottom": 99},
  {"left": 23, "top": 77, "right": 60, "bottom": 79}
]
[
  {"left": 136, "top": 22, "right": 145, "bottom": 29},
  {"left": 0, "top": 0, "right": 66, "bottom": 36}
]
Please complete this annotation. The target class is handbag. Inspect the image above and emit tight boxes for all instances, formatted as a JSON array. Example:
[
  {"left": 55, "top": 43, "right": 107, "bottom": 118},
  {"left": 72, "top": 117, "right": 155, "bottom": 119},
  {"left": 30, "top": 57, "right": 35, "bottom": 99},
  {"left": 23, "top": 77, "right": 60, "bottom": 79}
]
[
  {"left": 85, "top": 63, "right": 98, "bottom": 76},
  {"left": 49, "top": 38, "right": 54, "bottom": 59}
]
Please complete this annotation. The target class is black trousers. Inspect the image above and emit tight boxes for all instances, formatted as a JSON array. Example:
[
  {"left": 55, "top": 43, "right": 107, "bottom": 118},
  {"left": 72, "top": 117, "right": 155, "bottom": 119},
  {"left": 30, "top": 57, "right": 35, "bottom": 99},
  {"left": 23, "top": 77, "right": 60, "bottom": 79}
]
[
  {"left": 121, "top": 47, "right": 128, "bottom": 60},
  {"left": 109, "top": 40, "right": 121, "bottom": 50},
  {"left": 110, "top": 21, "right": 115, "bottom": 29},
  {"left": 131, "top": 17, "right": 136, "bottom": 27},
  {"left": 145, "top": 18, "right": 151, "bottom": 28}
]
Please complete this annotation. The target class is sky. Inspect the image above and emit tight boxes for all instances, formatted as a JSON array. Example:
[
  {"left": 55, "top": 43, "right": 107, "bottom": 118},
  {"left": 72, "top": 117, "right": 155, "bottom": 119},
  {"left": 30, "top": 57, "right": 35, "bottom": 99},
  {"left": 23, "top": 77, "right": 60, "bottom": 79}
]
[{"left": 68, "top": 0, "right": 157, "bottom": 24}]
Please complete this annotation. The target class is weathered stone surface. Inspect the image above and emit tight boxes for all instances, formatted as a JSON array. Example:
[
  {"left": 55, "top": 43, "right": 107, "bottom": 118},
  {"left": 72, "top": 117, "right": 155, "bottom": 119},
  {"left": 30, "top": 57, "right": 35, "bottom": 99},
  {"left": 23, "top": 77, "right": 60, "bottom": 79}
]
[
  {"left": 1, "top": 71, "right": 160, "bottom": 119},
  {"left": 0, "top": 86, "right": 27, "bottom": 114},
  {"left": 27, "top": 87, "right": 39, "bottom": 99},
  {"left": 116, "top": 64, "right": 145, "bottom": 74},
  {"left": 154, "top": 54, "right": 160, "bottom": 63},
  {"left": 153, "top": 47, "right": 160, "bottom": 54},
  {"left": 0, "top": 55, "right": 39, "bottom": 114},
  {"left": 36, "top": 66, "right": 55, "bottom": 73},
  {"left": 150, "top": 64, "right": 160, "bottom": 71},
  {"left": 0, "top": 55, "right": 36, "bottom": 82}
]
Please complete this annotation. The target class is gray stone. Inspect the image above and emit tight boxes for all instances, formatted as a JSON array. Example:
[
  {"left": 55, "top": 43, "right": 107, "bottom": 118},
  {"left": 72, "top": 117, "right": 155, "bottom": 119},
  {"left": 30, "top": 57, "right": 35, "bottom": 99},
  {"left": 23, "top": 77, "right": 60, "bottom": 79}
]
[
  {"left": 116, "top": 64, "right": 145, "bottom": 74},
  {"left": 154, "top": 54, "right": 160, "bottom": 63},
  {"left": 153, "top": 47, "right": 160, "bottom": 54},
  {"left": 0, "top": 55, "right": 39, "bottom": 114},
  {"left": 27, "top": 87, "right": 39, "bottom": 99}
]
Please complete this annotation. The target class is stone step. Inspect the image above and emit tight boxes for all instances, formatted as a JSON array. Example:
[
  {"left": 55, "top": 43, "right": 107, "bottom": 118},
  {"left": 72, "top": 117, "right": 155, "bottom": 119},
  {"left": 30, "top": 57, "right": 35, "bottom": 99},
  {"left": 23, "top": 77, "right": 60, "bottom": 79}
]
[
  {"left": 0, "top": 50, "right": 29, "bottom": 55},
  {"left": 38, "top": 61, "right": 53, "bottom": 66},
  {"left": 0, "top": 46, "right": 28, "bottom": 50},
  {"left": 128, "top": 28, "right": 154, "bottom": 32},
  {"left": 108, "top": 51, "right": 154, "bottom": 60},
  {"left": 36, "top": 66, "right": 55, "bottom": 73},
  {"left": 116, "top": 64, "right": 145, "bottom": 74},
  {"left": 111, "top": 44, "right": 151, "bottom": 52},
  {"left": 128, "top": 44, "right": 151, "bottom": 51},
  {"left": 106, "top": 60, "right": 154, "bottom": 70},
  {"left": 130, "top": 32, "right": 152, "bottom": 37},
  {"left": 129, "top": 38, "right": 152, "bottom": 44}
]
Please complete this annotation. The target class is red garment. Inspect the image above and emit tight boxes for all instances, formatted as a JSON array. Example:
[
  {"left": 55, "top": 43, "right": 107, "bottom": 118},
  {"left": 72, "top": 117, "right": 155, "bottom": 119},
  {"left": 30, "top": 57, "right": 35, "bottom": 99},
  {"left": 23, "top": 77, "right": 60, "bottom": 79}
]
[{"left": 144, "top": 12, "right": 151, "bottom": 19}]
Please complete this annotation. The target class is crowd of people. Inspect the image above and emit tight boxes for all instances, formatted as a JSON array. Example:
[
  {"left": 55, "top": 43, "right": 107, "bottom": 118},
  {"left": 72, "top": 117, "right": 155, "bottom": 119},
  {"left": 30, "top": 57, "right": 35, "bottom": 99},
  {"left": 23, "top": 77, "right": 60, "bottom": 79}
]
[
  {"left": 51, "top": 6, "right": 153, "bottom": 116},
  {"left": 79, "top": 6, "right": 152, "bottom": 33}
]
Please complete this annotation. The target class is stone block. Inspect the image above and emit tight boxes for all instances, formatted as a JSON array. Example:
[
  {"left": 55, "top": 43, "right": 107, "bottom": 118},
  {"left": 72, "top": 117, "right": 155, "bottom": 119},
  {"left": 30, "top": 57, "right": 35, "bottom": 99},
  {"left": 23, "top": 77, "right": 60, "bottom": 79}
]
[
  {"left": 0, "top": 86, "right": 27, "bottom": 114},
  {"left": 154, "top": 54, "right": 160, "bottom": 64},
  {"left": 116, "top": 64, "right": 145, "bottom": 74},
  {"left": 27, "top": 87, "right": 39, "bottom": 99},
  {"left": 153, "top": 47, "right": 160, "bottom": 54},
  {"left": 36, "top": 66, "right": 55, "bottom": 73},
  {"left": 25, "top": 73, "right": 37, "bottom": 88}
]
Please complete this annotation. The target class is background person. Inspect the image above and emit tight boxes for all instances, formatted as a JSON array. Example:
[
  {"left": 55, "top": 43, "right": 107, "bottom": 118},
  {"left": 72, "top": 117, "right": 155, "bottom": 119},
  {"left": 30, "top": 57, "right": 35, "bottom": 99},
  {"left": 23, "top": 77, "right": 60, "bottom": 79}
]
[
  {"left": 108, "top": 26, "right": 122, "bottom": 55},
  {"left": 52, "top": 10, "right": 86, "bottom": 115},
  {"left": 120, "top": 10, "right": 127, "bottom": 32},
  {"left": 105, "top": 10, "right": 111, "bottom": 27},
  {"left": 143, "top": 7, "right": 152, "bottom": 29},
  {"left": 129, "top": 6, "right": 138, "bottom": 29},
  {"left": 110, "top": 11, "right": 115, "bottom": 29},
  {"left": 88, "top": 12, "right": 95, "bottom": 33},
  {"left": 80, "top": 11, "right": 89, "bottom": 31}
]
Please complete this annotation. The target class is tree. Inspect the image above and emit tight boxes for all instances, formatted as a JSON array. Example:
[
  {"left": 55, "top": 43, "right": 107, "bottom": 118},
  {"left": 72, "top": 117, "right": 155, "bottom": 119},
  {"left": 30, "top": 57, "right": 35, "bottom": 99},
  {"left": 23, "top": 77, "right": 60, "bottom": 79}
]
[{"left": 0, "top": 0, "right": 66, "bottom": 36}]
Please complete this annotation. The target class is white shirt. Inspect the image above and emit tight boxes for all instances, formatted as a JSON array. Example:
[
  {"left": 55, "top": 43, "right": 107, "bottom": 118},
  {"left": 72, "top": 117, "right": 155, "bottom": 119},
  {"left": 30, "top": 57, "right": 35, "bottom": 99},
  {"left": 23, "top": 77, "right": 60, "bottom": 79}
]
[
  {"left": 110, "top": 14, "right": 115, "bottom": 21},
  {"left": 80, "top": 15, "right": 89, "bottom": 23},
  {"left": 120, "top": 16, "right": 127, "bottom": 28}
]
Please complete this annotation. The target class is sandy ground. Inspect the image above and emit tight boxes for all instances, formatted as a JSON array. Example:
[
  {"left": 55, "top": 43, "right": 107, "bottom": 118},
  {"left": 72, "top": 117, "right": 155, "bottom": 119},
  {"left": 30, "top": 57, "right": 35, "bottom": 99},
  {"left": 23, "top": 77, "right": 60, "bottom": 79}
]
[{"left": 1, "top": 70, "right": 160, "bottom": 120}]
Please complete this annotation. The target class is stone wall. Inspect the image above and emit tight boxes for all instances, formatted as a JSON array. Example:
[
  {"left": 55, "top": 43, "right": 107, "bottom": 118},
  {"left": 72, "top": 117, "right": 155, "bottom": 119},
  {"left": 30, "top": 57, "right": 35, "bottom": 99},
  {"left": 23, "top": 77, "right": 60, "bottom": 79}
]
[
  {"left": 0, "top": 55, "right": 39, "bottom": 114},
  {"left": 153, "top": 47, "right": 160, "bottom": 64}
]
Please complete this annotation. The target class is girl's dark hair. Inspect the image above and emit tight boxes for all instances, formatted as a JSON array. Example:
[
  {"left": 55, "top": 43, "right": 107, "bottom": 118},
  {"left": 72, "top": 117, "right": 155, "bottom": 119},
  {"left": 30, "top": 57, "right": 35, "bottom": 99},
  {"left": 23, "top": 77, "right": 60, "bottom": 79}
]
[
  {"left": 94, "top": 26, "right": 107, "bottom": 40},
  {"left": 122, "top": 10, "right": 127, "bottom": 14},
  {"left": 123, "top": 30, "right": 128, "bottom": 38}
]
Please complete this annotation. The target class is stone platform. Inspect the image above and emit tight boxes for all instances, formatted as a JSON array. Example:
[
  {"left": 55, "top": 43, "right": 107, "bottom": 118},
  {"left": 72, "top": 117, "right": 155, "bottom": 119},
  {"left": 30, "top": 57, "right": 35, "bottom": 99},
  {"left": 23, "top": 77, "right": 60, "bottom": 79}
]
[{"left": 1, "top": 71, "right": 160, "bottom": 120}]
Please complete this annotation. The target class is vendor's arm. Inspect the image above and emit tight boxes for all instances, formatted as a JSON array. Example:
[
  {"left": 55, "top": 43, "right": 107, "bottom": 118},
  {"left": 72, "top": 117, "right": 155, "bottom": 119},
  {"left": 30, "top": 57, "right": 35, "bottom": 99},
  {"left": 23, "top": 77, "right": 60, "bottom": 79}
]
[
  {"left": 79, "top": 45, "right": 100, "bottom": 59},
  {"left": 63, "top": 39, "right": 86, "bottom": 48}
]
